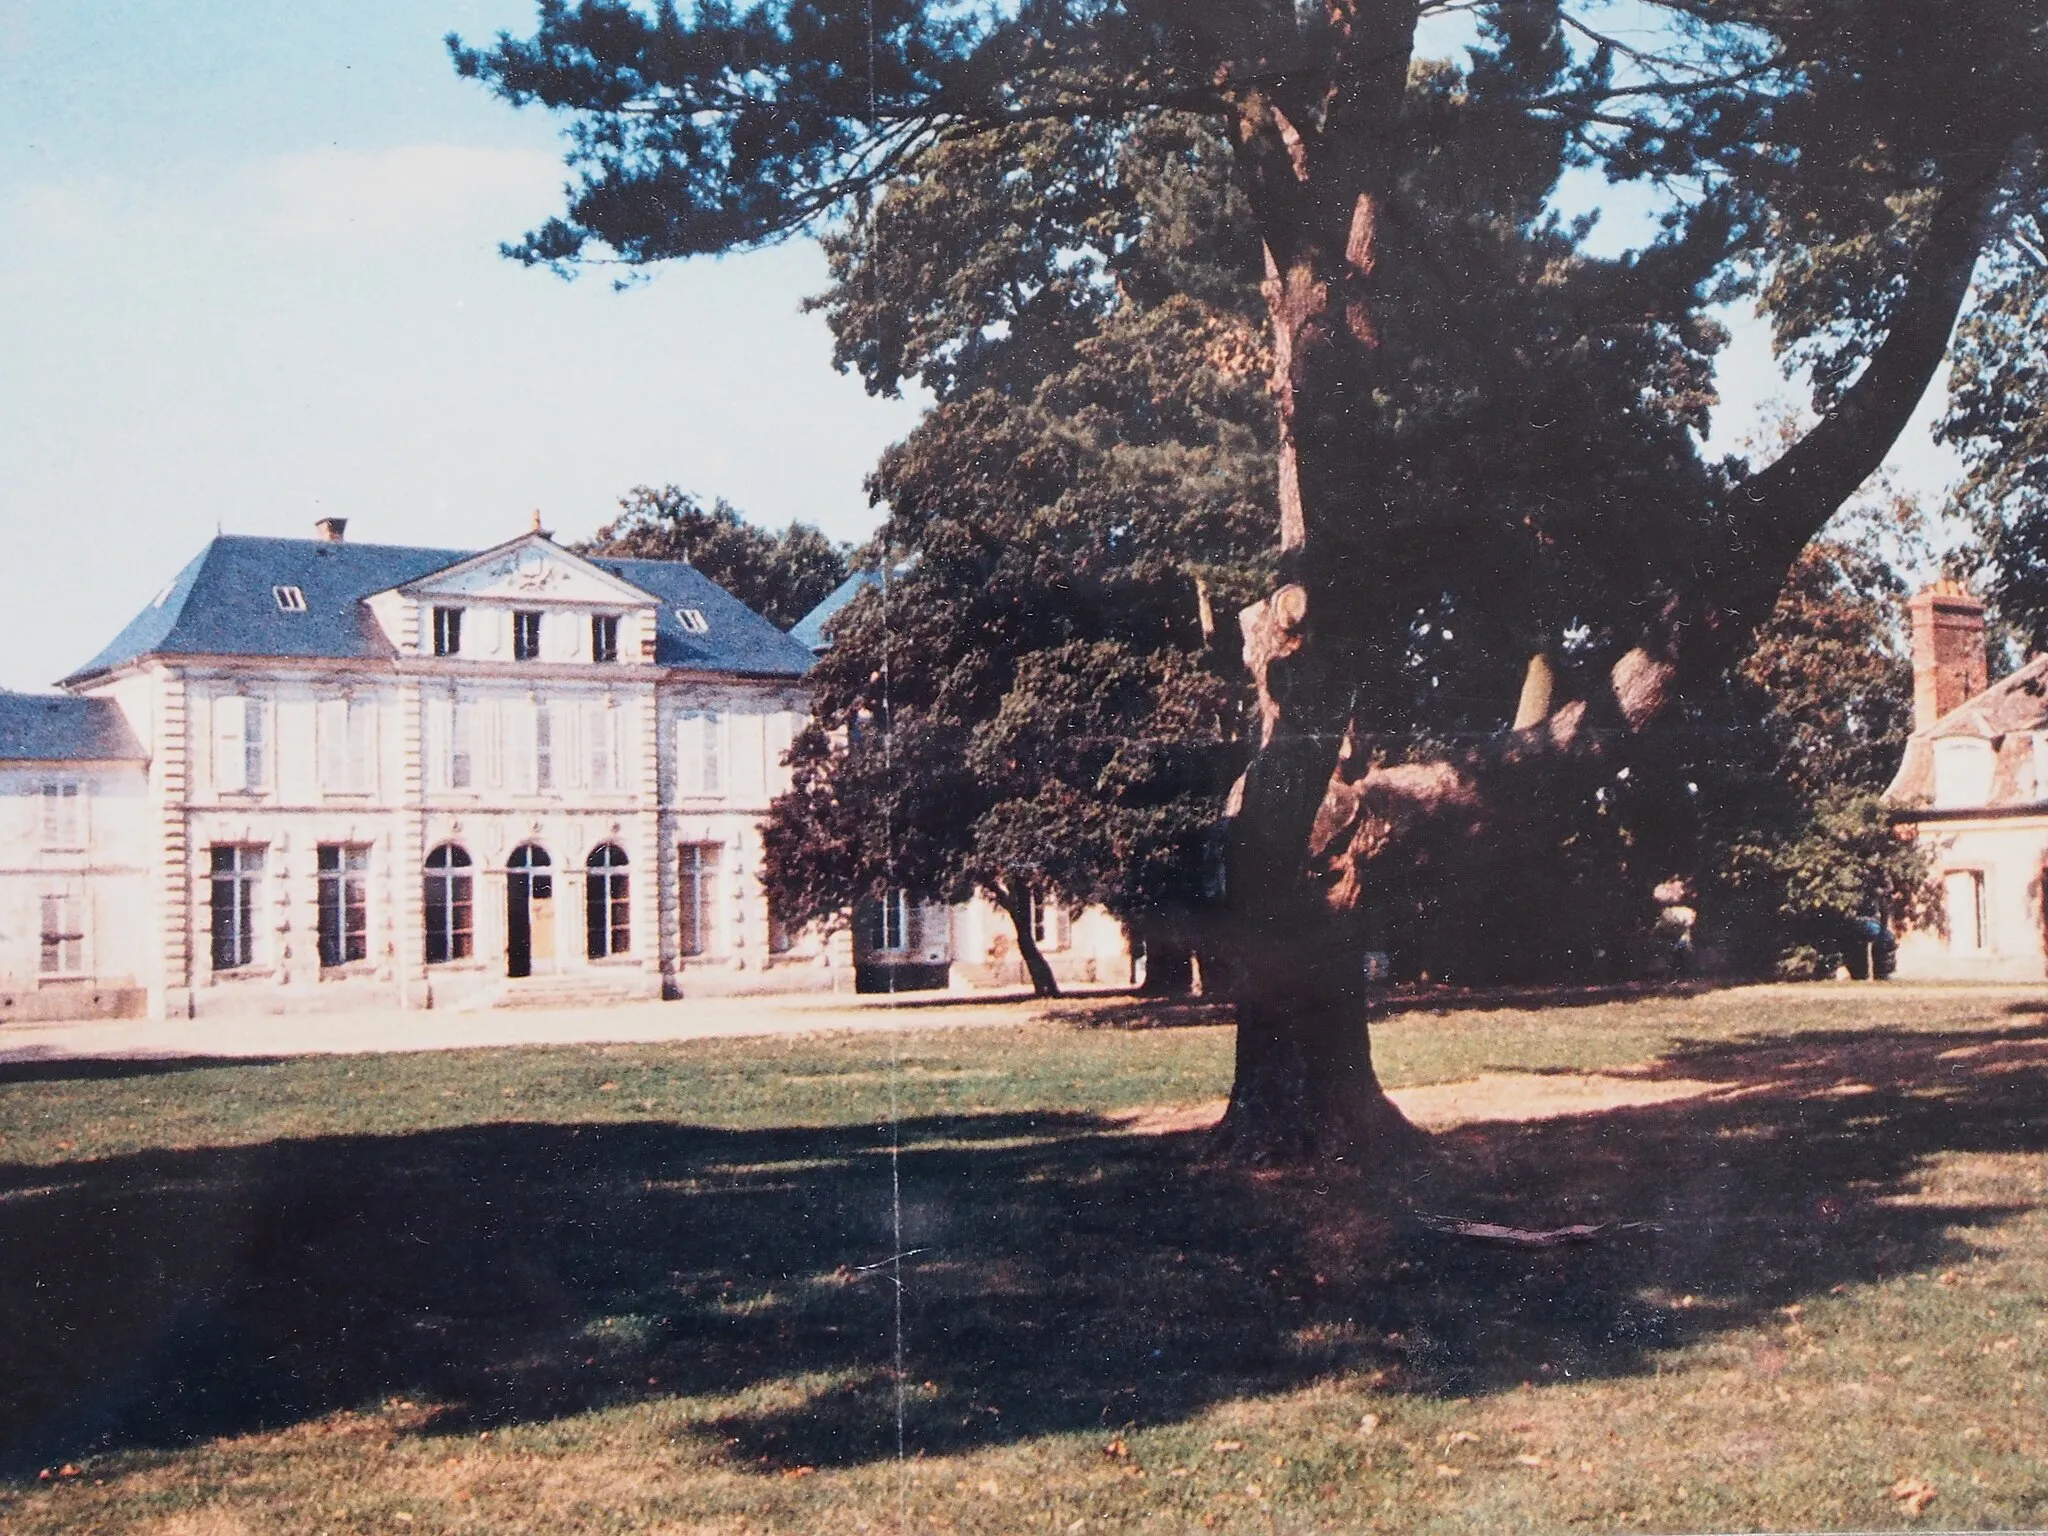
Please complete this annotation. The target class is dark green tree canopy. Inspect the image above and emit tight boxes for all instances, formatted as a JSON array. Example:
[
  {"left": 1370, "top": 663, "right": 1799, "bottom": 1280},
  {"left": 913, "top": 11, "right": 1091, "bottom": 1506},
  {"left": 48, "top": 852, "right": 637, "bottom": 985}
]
[{"left": 463, "top": 0, "right": 2048, "bottom": 1155}]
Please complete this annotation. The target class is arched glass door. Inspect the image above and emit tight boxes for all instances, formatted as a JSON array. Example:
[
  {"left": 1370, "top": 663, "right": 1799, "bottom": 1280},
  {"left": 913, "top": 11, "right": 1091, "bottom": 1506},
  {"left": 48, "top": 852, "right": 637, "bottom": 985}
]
[{"left": 506, "top": 843, "right": 553, "bottom": 977}]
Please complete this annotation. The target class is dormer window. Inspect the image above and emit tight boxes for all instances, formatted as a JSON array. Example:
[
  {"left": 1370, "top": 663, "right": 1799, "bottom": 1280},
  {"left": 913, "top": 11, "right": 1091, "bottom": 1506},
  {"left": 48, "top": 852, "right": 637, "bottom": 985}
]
[
  {"left": 676, "top": 607, "right": 709, "bottom": 635},
  {"left": 592, "top": 614, "right": 620, "bottom": 664},
  {"left": 513, "top": 610, "right": 542, "bottom": 662},
  {"left": 1933, "top": 737, "right": 1995, "bottom": 808},
  {"left": 272, "top": 585, "right": 307, "bottom": 613},
  {"left": 433, "top": 606, "right": 463, "bottom": 657}
]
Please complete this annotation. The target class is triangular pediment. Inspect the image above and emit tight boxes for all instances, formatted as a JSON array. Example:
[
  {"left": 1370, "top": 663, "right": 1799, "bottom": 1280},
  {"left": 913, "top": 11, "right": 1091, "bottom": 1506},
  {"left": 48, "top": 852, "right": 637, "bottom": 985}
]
[{"left": 390, "top": 533, "right": 658, "bottom": 607}]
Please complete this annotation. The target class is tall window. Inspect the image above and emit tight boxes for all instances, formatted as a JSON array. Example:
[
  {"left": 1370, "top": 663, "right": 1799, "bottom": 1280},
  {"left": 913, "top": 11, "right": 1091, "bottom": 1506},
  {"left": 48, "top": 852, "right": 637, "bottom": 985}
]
[
  {"left": 585, "top": 843, "right": 631, "bottom": 958},
  {"left": 433, "top": 606, "right": 463, "bottom": 656},
  {"left": 213, "top": 696, "right": 265, "bottom": 792},
  {"left": 39, "top": 782, "right": 83, "bottom": 850},
  {"left": 878, "top": 889, "right": 914, "bottom": 952},
  {"left": 424, "top": 843, "right": 474, "bottom": 964},
  {"left": 317, "top": 844, "right": 370, "bottom": 967},
  {"left": 39, "top": 893, "right": 84, "bottom": 976},
  {"left": 513, "top": 610, "right": 543, "bottom": 661},
  {"left": 1029, "top": 889, "right": 1070, "bottom": 951},
  {"left": 592, "top": 614, "right": 620, "bottom": 663},
  {"left": 318, "top": 696, "right": 376, "bottom": 793},
  {"left": 450, "top": 699, "right": 474, "bottom": 789},
  {"left": 209, "top": 844, "right": 264, "bottom": 970},
  {"left": 678, "top": 843, "right": 721, "bottom": 957},
  {"left": 678, "top": 709, "right": 723, "bottom": 796},
  {"left": 586, "top": 702, "right": 620, "bottom": 791},
  {"left": 1945, "top": 869, "right": 1988, "bottom": 952}
]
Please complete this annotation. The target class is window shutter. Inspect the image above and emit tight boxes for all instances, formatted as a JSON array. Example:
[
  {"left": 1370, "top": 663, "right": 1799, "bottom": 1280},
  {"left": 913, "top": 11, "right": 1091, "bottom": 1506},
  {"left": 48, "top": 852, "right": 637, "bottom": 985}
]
[
  {"left": 586, "top": 702, "right": 616, "bottom": 790},
  {"left": 348, "top": 699, "right": 375, "bottom": 792},
  {"left": 214, "top": 696, "right": 247, "bottom": 792},
  {"left": 425, "top": 697, "right": 450, "bottom": 790},
  {"left": 318, "top": 699, "right": 349, "bottom": 788},
  {"left": 506, "top": 699, "right": 536, "bottom": 794},
  {"left": 733, "top": 711, "right": 766, "bottom": 800},
  {"left": 243, "top": 699, "right": 266, "bottom": 789},
  {"left": 767, "top": 711, "right": 797, "bottom": 795},
  {"left": 482, "top": 698, "right": 504, "bottom": 788}
]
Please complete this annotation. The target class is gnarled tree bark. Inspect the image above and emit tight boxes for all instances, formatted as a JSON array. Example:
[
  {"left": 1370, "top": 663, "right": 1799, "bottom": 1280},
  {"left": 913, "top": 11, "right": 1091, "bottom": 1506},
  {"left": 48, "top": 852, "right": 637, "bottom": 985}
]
[{"left": 1208, "top": 27, "right": 2016, "bottom": 1162}]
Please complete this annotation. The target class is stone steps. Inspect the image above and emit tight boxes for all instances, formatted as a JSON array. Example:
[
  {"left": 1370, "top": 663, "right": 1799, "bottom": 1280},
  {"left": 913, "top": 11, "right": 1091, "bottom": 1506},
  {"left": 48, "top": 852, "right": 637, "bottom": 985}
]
[{"left": 451, "top": 972, "right": 658, "bottom": 1012}]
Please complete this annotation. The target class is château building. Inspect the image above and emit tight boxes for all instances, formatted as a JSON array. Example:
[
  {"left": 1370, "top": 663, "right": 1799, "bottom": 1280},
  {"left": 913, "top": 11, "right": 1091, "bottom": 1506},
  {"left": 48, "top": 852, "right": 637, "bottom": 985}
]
[
  {"left": 1, "top": 517, "right": 831, "bottom": 1021},
  {"left": 1885, "top": 580, "right": 2048, "bottom": 980}
]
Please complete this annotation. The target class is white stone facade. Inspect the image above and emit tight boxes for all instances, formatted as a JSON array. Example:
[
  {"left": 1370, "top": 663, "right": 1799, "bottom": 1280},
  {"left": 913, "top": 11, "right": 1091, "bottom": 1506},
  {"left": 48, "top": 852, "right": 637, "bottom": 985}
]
[
  {"left": 0, "top": 529, "right": 842, "bottom": 1019},
  {"left": 1886, "top": 582, "right": 2048, "bottom": 981}
]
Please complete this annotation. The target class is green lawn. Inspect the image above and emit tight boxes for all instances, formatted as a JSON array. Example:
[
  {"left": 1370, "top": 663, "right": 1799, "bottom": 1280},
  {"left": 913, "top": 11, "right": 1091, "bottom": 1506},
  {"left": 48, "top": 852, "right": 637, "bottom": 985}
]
[{"left": 2, "top": 984, "right": 2045, "bottom": 1532}]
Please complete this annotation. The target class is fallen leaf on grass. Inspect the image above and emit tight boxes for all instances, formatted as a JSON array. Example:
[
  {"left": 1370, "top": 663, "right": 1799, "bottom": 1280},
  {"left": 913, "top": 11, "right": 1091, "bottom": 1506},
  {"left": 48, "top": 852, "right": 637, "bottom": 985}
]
[
  {"left": 1515, "top": 1455, "right": 1546, "bottom": 1468},
  {"left": 1435, "top": 1464, "right": 1463, "bottom": 1479},
  {"left": 1358, "top": 1414, "right": 1380, "bottom": 1435},
  {"left": 1211, "top": 1439, "right": 1243, "bottom": 1453},
  {"left": 1447, "top": 1431, "right": 1479, "bottom": 1447},
  {"left": 1888, "top": 1477, "right": 1937, "bottom": 1515},
  {"left": 781, "top": 1466, "right": 816, "bottom": 1478},
  {"left": 1103, "top": 1438, "right": 1130, "bottom": 1460},
  {"left": 599, "top": 1082, "right": 619, "bottom": 1092},
  {"left": 979, "top": 1480, "right": 1000, "bottom": 1496}
]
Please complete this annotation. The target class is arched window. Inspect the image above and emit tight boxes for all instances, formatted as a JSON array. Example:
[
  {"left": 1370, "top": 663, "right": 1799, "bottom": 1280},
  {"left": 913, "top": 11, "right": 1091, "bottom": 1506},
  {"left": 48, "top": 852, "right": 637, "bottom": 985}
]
[
  {"left": 586, "top": 843, "right": 630, "bottom": 958},
  {"left": 424, "top": 843, "right": 473, "bottom": 964}
]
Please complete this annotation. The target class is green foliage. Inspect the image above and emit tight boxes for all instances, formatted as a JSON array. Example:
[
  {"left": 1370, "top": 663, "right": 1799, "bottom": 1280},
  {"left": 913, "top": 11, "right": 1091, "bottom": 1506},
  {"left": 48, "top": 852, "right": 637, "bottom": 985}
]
[
  {"left": 763, "top": 114, "right": 1266, "bottom": 938},
  {"left": 1689, "top": 506, "right": 1935, "bottom": 972},
  {"left": 1936, "top": 171, "right": 2048, "bottom": 649},
  {"left": 578, "top": 485, "right": 851, "bottom": 628}
]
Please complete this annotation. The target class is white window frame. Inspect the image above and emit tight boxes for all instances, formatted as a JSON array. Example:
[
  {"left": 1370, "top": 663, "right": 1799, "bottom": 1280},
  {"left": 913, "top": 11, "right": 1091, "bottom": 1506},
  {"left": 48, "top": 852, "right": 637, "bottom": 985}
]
[
  {"left": 585, "top": 701, "right": 621, "bottom": 791},
  {"left": 1944, "top": 868, "right": 1989, "bottom": 952},
  {"left": 213, "top": 695, "right": 265, "bottom": 794},
  {"left": 317, "top": 696, "right": 377, "bottom": 795},
  {"left": 678, "top": 708, "right": 725, "bottom": 798},
  {"left": 1932, "top": 737, "right": 1996, "bottom": 809},
  {"left": 1029, "top": 889, "right": 1071, "bottom": 951},
  {"left": 678, "top": 842, "right": 722, "bottom": 957},
  {"left": 39, "top": 890, "right": 86, "bottom": 977},
  {"left": 272, "top": 585, "right": 307, "bottom": 613},
  {"left": 39, "top": 781, "right": 84, "bottom": 851}
]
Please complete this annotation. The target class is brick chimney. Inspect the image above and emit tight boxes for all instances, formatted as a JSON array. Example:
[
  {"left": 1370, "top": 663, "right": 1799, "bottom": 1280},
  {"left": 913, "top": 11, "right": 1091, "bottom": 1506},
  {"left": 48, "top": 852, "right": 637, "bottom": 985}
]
[
  {"left": 1908, "top": 579, "right": 1987, "bottom": 732},
  {"left": 313, "top": 516, "right": 348, "bottom": 543}
]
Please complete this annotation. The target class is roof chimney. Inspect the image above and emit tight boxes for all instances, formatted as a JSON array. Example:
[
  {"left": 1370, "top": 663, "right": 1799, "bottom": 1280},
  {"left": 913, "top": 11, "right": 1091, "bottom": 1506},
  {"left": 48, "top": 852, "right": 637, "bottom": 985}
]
[
  {"left": 313, "top": 516, "right": 348, "bottom": 543},
  {"left": 1908, "top": 579, "right": 1987, "bottom": 732}
]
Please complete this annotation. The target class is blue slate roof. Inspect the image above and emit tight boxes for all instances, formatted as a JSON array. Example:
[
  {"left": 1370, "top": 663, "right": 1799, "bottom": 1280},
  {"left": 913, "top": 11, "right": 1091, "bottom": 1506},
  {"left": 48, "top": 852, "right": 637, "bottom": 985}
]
[
  {"left": 789, "top": 569, "right": 885, "bottom": 652},
  {"left": 0, "top": 691, "right": 145, "bottom": 762},
  {"left": 587, "top": 556, "right": 814, "bottom": 675},
  {"left": 64, "top": 535, "right": 811, "bottom": 684}
]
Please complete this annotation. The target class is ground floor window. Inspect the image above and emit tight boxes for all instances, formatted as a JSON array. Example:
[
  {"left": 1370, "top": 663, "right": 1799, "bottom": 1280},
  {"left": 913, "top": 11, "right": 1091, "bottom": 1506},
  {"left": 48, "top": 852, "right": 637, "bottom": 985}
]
[
  {"left": 678, "top": 843, "right": 721, "bottom": 957},
  {"left": 209, "top": 844, "right": 264, "bottom": 970},
  {"left": 586, "top": 843, "right": 631, "bottom": 958},
  {"left": 1028, "top": 888, "right": 1070, "bottom": 951},
  {"left": 317, "top": 844, "right": 370, "bottom": 967},
  {"left": 1945, "top": 869, "right": 1988, "bottom": 952},
  {"left": 424, "top": 842, "right": 474, "bottom": 964},
  {"left": 39, "top": 892, "right": 84, "bottom": 975},
  {"left": 857, "top": 889, "right": 918, "bottom": 954}
]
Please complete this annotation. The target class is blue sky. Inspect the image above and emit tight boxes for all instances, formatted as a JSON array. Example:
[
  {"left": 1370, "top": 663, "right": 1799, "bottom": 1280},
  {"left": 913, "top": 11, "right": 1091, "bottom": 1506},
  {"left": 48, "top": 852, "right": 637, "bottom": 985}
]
[{"left": 0, "top": 0, "right": 1959, "bottom": 692}]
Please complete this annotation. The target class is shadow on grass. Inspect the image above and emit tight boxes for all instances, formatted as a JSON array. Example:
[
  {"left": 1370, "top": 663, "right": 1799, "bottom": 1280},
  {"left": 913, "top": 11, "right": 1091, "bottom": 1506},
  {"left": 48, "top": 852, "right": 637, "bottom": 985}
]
[
  {"left": 3, "top": 1021, "right": 2045, "bottom": 1475},
  {"left": 0, "top": 1054, "right": 285, "bottom": 1087}
]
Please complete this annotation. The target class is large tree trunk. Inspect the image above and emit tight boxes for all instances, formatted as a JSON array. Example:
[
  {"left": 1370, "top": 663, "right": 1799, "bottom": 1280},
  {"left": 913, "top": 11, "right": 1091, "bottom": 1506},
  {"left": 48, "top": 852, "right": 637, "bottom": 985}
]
[
  {"left": 991, "top": 879, "right": 1062, "bottom": 999},
  {"left": 1205, "top": 9, "right": 2013, "bottom": 1165},
  {"left": 1206, "top": 0, "right": 1427, "bottom": 1164}
]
